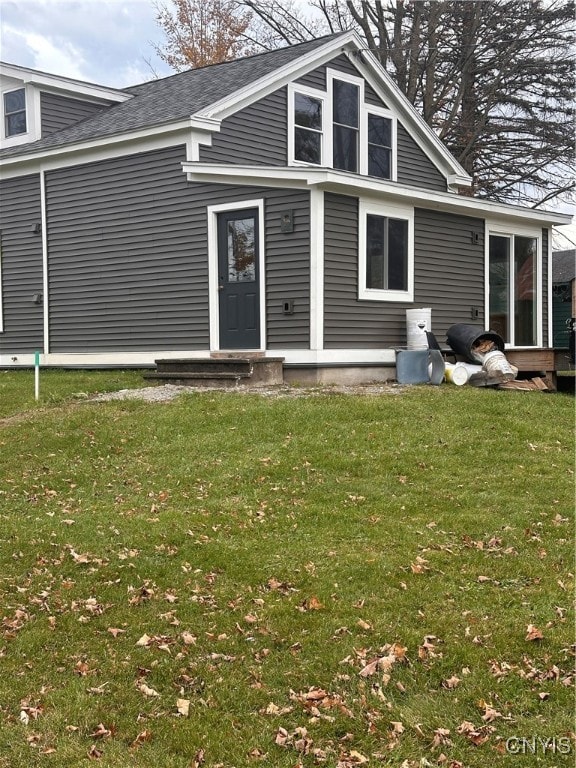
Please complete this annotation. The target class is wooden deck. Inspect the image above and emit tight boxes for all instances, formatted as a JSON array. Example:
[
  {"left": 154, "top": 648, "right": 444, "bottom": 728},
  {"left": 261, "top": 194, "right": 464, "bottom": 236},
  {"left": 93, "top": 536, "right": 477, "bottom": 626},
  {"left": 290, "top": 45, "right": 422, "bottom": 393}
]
[{"left": 497, "top": 349, "right": 557, "bottom": 389}]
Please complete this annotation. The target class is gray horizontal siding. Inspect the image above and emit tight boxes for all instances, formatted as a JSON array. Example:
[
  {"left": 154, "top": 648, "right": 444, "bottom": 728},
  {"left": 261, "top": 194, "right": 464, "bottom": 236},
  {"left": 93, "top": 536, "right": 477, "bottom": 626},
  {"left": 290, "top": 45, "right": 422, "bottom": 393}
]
[
  {"left": 40, "top": 92, "right": 110, "bottom": 138},
  {"left": 413, "top": 208, "right": 485, "bottom": 338},
  {"left": 323, "top": 193, "right": 485, "bottom": 348},
  {"left": 297, "top": 56, "right": 446, "bottom": 191},
  {"left": 200, "top": 89, "right": 287, "bottom": 165},
  {"left": 326, "top": 54, "right": 387, "bottom": 108},
  {"left": 180, "top": 182, "right": 311, "bottom": 349},
  {"left": 202, "top": 52, "right": 447, "bottom": 191},
  {"left": 0, "top": 174, "right": 44, "bottom": 354},
  {"left": 397, "top": 125, "right": 446, "bottom": 191},
  {"left": 262, "top": 189, "right": 310, "bottom": 348},
  {"left": 295, "top": 65, "right": 326, "bottom": 91},
  {"left": 45, "top": 146, "right": 210, "bottom": 352},
  {"left": 296, "top": 54, "right": 388, "bottom": 109},
  {"left": 45, "top": 153, "right": 310, "bottom": 353}
]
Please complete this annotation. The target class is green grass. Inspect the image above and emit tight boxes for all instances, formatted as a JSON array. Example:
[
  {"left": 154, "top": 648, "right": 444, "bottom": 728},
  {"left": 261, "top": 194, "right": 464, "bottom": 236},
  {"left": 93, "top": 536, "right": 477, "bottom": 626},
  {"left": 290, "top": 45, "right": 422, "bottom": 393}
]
[
  {"left": 0, "top": 369, "right": 143, "bottom": 419},
  {"left": 0, "top": 371, "right": 574, "bottom": 767}
]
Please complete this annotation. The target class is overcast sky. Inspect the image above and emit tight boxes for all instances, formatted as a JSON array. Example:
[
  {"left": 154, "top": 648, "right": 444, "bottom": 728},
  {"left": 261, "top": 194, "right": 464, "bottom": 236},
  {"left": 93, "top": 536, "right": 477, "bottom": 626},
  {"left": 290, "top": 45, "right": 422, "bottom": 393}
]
[{"left": 0, "top": 0, "right": 173, "bottom": 87}]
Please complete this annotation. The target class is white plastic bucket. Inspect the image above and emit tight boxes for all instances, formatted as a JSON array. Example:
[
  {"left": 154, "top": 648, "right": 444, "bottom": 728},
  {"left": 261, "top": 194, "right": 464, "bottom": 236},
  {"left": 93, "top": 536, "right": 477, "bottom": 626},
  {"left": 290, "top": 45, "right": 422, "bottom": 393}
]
[
  {"left": 482, "top": 350, "right": 516, "bottom": 381},
  {"left": 406, "top": 308, "right": 432, "bottom": 350},
  {"left": 444, "top": 362, "right": 470, "bottom": 386}
]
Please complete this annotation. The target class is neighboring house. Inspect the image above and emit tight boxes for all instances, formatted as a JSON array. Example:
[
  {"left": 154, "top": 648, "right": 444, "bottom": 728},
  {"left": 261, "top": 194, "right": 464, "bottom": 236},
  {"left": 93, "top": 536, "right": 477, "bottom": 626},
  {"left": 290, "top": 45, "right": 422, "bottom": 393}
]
[
  {"left": 552, "top": 249, "right": 575, "bottom": 352},
  {"left": 0, "top": 31, "right": 571, "bottom": 382}
]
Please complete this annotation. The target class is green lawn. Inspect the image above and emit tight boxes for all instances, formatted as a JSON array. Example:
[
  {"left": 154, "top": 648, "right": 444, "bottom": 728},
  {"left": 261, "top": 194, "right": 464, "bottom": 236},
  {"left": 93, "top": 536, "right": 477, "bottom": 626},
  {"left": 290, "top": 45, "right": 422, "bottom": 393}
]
[{"left": 0, "top": 371, "right": 574, "bottom": 767}]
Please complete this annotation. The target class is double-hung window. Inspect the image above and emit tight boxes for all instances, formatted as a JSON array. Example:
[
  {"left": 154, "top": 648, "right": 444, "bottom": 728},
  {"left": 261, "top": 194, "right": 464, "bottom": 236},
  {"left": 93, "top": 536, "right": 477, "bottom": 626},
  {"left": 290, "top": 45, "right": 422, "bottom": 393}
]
[
  {"left": 488, "top": 230, "right": 540, "bottom": 346},
  {"left": 293, "top": 91, "right": 324, "bottom": 164},
  {"left": 367, "top": 111, "right": 392, "bottom": 179},
  {"left": 3, "top": 88, "right": 27, "bottom": 137},
  {"left": 332, "top": 78, "right": 360, "bottom": 172},
  {"left": 359, "top": 201, "right": 414, "bottom": 301}
]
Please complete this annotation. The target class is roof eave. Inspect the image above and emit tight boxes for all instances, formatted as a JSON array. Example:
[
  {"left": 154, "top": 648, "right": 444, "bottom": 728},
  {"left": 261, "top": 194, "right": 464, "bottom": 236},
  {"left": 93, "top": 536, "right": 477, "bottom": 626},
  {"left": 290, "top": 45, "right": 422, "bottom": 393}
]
[
  {"left": 0, "top": 118, "right": 207, "bottom": 171},
  {"left": 195, "top": 30, "right": 358, "bottom": 120},
  {"left": 181, "top": 162, "right": 573, "bottom": 226},
  {"left": 0, "top": 61, "right": 130, "bottom": 103}
]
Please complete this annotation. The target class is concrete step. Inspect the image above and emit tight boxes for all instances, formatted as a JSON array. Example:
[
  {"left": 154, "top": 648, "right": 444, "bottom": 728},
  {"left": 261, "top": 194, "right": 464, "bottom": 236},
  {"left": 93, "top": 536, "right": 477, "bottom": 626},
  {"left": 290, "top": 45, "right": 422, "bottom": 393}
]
[
  {"left": 144, "top": 356, "right": 285, "bottom": 387},
  {"left": 154, "top": 358, "right": 252, "bottom": 375}
]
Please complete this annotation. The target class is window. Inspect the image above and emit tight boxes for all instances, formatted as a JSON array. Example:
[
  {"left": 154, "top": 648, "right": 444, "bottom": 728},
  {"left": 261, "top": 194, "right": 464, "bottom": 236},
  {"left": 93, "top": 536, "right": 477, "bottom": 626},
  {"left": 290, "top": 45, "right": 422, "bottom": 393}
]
[
  {"left": 359, "top": 201, "right": 413, "bottom": 301},
  {"left": 332, "top": 79, "right": 359, "bottom": 172},
  {"left": 294, "top": 92, "right": 323, "bottom": 164},
  {"left": 489, "top": 232, "right": 540, "bottom": 346},
  {"left": 4, "top": 88, "right": 27, "bottom": 137},
  {"left": 289, "top": 71, "right": 396, "bottom": 180},
  {"left": 367, "top": 113, "right": 392, "bottom": 179}
]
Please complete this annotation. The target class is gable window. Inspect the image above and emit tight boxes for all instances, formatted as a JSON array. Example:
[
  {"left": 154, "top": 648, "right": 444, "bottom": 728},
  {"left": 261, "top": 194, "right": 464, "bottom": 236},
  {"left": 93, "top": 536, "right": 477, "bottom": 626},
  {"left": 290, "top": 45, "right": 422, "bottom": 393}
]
[
  {"left": 4, "top": 88, "right": 27, "bottom": 137},
  {"left": 359, "top": 201, "right": 413, "bottom": 301},
  {"left": 288, "top": 71, "right": 396, "bottom": 180},
  {"left": 332, "top": 78, "right": 359, "bottom": 172},
  {"left": 489, "top": 231, "right": 540, "bottom": 346},
  {"left": 294, "top": 92, "right": 323, "bottom": 164}
]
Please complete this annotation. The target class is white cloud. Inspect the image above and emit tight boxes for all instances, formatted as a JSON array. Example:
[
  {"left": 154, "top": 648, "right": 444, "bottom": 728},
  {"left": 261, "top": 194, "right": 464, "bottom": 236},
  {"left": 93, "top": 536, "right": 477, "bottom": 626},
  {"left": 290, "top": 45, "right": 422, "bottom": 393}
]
[
  {"left": 22, "top": 31, "right": 88, "bottom": 81},
  {"left": 0, "top": 0, "right": 171, "bottom": 86}
]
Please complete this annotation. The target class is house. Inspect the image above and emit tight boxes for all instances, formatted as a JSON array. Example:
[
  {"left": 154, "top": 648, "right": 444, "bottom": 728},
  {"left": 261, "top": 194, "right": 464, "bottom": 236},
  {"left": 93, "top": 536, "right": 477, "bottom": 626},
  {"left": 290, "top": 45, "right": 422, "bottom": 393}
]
[
  {"left": 0, "top": 31, "right": 572, "bottom": 384},
  {"left": 552, "top": 249, "right": 575, "bottom": 361}
]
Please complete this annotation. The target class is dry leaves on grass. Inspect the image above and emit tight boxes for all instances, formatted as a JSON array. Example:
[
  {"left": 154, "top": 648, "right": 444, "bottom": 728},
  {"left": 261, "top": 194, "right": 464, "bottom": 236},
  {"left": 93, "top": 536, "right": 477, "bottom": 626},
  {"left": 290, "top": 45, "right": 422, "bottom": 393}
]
[
  {"left": 525, "top": 623, "right": 544, "bottom": 641},
  {"left": 456, "top": 720, "right": 495, "bottom": 746},
  {"left": 290, "top": 687, "right": 354, "bottom": 720}
]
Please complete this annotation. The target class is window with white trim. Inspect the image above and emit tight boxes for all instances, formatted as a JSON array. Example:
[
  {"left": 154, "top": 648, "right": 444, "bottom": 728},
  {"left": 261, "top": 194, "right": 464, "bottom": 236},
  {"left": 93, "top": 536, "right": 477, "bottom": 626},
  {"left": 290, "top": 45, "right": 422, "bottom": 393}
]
[
  {"left": 288, "top": 69, "right": 395, "bottom": 180},
  {"left": 3, "top": 88, "right": 27, "bottom": 137},
  {"left": 488, "top": 231, "right": 541, "bottom": 346},
  {"left": 359, "top": 200, "right": 414, "bottom": 301},
  {"left": 332, "top": 78, "right": 359, "bottom": 172},
  {"left": 293, "top": 91, "right": 324, "bottom": 164},
  {"left": 367, "top": 111, "right": 392, "bottom": 178}
]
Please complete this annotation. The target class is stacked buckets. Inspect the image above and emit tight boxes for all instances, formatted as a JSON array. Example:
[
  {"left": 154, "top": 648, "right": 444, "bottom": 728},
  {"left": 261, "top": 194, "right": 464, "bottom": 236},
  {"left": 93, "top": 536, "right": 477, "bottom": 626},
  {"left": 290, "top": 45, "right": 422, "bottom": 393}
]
[{"left": 395, "top": 309, "right": 445, "bottom": 385}]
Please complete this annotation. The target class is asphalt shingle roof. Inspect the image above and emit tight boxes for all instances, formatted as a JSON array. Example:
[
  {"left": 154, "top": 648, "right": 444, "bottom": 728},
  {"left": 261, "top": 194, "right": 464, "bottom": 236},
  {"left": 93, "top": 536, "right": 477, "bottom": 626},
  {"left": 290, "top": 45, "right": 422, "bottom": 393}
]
[
  {"left": 0, "top": 33, "right": 346, "bottom": 160},
  {"left": 553, "top": 250, "right": 576, "bottom": 283}
]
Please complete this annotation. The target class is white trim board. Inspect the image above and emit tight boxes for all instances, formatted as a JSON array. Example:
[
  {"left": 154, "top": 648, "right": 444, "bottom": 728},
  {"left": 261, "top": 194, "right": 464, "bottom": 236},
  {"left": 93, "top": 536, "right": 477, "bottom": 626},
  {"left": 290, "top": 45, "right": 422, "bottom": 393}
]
[
  {"left": 182, "top": 163, "right": 573, "bottom": 227},
  {"left": 0, "top": 348, "right": 398, "bottom": 368},
  {"left": 206, "top": 199, "right": 266, "bottom": 351}
]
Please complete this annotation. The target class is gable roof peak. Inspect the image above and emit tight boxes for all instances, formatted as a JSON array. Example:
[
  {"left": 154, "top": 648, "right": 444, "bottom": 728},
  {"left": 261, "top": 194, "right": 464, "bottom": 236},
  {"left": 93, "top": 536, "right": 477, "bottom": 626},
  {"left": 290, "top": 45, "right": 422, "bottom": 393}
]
[{"left": 128, "top": 31, "right": 351, "bottom": 90}]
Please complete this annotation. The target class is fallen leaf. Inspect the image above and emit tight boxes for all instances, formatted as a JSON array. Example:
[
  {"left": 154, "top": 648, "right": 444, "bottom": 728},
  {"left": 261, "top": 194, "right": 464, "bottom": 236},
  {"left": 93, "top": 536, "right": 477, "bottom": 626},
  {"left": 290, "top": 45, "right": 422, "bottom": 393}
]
[
  {"left": 131, "top": 729, "right": 152, "bottom": 747},
  {"left": 137, "top": 682, "right": 159, "bottom": 698},
  {"left": 176, "top": 698, "right": 190, "bottom": 717},
  {"left": 357, "top": 619, "right": 372, "bottom": 631},
  {"left": 90, "top": 724, "right": 112, "bottom": 739},
  {"left": 525, "top": 624, "right": 544, "bottom": 641},
  {"left": 432, "top": 728, "right": 452, "bottom": 747}
]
